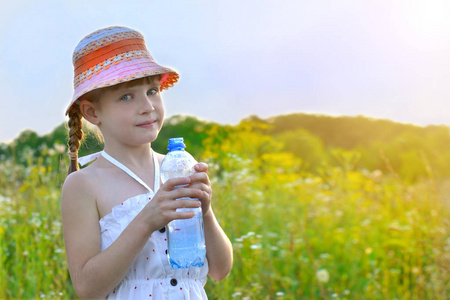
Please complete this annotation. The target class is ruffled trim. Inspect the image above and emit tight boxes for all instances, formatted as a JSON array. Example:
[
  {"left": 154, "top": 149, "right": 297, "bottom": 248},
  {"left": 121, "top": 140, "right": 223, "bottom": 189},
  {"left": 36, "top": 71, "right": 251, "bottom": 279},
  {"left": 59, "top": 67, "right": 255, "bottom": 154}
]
[{"left": 99, "top": 193, "right": 151, "bottom": 232}]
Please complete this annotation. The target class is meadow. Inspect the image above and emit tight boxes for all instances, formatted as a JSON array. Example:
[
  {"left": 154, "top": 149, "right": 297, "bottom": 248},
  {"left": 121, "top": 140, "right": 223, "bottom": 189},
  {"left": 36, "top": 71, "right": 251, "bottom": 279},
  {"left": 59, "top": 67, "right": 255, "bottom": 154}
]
[{"left": 0, "top": 115, "right": 449, "bottom": 299}]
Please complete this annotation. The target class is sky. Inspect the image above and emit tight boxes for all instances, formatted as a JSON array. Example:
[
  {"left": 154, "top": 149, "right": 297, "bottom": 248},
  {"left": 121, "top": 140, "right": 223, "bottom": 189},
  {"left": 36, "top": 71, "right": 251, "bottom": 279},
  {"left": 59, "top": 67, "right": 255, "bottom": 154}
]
[{"left": 0, "top": 0, "right": 449, "bottom": 143}]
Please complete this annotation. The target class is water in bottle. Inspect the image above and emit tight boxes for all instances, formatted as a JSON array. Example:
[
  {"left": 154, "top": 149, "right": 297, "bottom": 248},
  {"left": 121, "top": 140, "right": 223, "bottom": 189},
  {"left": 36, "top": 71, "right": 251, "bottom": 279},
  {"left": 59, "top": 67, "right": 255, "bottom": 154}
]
[{"left": 160, "top": 137, "right": 206, "bottom": 269}]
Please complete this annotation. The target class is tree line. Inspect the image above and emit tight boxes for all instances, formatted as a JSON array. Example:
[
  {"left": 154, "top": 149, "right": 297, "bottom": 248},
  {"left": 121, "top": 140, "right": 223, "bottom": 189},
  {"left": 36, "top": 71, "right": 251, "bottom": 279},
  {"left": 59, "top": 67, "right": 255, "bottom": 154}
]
[{"left": 1, "top": 113, "right": 449, "bottom": 182}]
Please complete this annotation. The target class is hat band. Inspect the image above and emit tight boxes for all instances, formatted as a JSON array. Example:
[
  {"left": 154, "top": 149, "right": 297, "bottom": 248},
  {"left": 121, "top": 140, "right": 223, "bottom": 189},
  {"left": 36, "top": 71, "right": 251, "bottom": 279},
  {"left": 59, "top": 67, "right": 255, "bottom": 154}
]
[{"left": 74, "top": 38, "right": 147, "bottom": 76}]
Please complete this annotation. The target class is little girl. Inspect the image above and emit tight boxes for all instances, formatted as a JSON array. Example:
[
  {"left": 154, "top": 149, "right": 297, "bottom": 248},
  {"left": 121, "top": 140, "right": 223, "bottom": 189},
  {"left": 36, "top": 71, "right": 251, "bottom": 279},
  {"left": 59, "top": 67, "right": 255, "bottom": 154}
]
[{"left": 61, "top": 26, "right": 233, "bottom": 299}]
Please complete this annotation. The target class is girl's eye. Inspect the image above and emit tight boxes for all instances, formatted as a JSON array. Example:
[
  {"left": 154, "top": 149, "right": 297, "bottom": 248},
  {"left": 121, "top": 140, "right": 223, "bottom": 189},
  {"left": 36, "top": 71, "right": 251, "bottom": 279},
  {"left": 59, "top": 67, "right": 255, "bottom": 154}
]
[
  {"left": 120, "top": 94, "right": 132, "bottom": 101},
  {"left": 147, "top": 88, "right": 158, "bottom": 96}
]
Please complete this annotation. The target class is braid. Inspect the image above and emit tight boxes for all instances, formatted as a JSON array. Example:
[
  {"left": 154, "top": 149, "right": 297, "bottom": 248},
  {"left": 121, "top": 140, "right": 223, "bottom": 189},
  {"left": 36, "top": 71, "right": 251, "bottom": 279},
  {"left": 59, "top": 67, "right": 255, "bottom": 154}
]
[{"left": 67, "top": 105, "right": 84, "bottom": 175}]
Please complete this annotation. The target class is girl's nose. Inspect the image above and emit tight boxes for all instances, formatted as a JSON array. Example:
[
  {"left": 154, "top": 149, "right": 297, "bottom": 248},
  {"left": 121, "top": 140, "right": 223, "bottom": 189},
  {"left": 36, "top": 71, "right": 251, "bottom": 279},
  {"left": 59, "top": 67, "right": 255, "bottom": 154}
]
[{"left": 139, "top": 95, "right": 155, "bottom": 114}]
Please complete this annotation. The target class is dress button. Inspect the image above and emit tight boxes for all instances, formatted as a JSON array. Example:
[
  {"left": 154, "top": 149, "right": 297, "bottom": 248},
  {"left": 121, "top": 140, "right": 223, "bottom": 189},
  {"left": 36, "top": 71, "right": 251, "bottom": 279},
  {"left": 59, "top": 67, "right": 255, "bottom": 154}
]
[
  {"left": 159, "top": 227, "right": 166, "bottom": 233},
  {"left": 170, "top": 278, "right": 178, "bottom": 286},
  {"left": 165, "top": 249, "right": 168, "bottom": 254}
]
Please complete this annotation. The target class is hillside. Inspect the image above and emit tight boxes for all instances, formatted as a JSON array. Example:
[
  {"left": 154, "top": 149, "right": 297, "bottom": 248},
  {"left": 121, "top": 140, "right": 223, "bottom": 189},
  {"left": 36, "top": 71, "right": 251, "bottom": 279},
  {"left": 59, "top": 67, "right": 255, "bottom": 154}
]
[{"left": 1, "top": 113, "right": 449, "bottom": 181}]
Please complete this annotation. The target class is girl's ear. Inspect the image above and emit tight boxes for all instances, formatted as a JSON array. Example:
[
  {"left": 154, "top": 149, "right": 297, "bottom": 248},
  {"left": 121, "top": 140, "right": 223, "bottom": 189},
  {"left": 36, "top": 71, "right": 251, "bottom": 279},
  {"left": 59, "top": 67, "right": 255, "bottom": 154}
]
[{"left": 79, "top": 99, "right": 101, "bottom": 125}]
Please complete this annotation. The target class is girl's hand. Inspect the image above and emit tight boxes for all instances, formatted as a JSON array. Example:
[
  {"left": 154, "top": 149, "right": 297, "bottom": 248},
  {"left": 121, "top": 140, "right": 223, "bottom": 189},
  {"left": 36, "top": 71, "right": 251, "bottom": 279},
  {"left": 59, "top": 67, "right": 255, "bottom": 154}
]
[
  {"left": 141, "top": 176, "right": 203, "bottom": 231},
  {"left": 189, "top": 163, "right": 212, "bottom": 216}
]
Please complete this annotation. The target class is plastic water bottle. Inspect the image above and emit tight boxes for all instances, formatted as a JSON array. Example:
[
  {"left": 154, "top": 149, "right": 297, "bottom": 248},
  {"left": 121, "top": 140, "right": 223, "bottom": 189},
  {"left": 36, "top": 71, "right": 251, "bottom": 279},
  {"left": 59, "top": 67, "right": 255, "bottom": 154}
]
[{"left": 160, "top": 137, "right": 206, "bottom": 269}]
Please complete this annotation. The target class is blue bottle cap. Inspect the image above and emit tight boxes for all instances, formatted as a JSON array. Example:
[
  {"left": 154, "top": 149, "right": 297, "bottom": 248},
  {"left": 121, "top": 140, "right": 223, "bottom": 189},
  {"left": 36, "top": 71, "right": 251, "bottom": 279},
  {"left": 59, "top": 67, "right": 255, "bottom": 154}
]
[{"left": 167, "top": 137, "right": 186, "bottom": 151}]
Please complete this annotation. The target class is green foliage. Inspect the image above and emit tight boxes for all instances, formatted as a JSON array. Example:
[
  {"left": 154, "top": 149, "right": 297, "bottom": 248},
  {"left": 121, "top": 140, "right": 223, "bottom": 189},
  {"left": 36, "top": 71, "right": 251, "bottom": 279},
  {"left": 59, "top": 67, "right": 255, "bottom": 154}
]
[
  {"left": 2, "top": 113, "right": 450, "bottom": 183},
  {"left": 153, "top": 115, "right": 216, "bottom": 157},
  {"left": 276, "top": 128, "right": 326, "bottom": 171},
  {"left": 0, "top": 115, "right": 449, "bottom": 299}
]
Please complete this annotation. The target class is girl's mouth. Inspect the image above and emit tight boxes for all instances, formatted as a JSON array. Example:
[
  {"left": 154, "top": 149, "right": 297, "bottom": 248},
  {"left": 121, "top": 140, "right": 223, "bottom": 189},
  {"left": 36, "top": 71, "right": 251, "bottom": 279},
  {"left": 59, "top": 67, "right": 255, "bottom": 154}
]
[{"left": 136, "top": 120, "right": 157, "bottom": 128}]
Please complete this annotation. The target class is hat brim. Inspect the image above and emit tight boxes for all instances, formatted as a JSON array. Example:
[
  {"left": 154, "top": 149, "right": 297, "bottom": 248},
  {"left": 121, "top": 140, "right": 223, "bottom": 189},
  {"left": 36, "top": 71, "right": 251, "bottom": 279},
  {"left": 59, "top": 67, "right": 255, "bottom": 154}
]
[{"left": 65, "top": 57, "right": 178, "bottom": 115}]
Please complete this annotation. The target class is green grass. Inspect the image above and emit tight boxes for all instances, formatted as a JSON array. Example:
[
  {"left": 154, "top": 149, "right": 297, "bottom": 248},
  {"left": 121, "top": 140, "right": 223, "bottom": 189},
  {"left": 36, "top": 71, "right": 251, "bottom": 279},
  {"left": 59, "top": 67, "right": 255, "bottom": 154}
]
[{"left": 0, "top": 146, "right": 449, "bottom": 299}]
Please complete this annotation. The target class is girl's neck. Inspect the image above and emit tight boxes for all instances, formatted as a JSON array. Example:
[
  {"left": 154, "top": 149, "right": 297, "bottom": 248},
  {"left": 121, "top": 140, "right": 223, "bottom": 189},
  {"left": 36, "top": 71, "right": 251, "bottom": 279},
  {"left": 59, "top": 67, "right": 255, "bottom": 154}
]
[{"left": 103, "top": 142, "right": 154, "bottom": 168}]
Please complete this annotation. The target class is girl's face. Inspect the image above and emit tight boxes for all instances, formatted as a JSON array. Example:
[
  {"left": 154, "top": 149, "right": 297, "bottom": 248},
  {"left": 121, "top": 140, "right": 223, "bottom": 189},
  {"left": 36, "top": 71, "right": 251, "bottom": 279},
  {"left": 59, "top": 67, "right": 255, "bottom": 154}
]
[{"left": 94, "top": 77, "right": 165, "bottom": 148}]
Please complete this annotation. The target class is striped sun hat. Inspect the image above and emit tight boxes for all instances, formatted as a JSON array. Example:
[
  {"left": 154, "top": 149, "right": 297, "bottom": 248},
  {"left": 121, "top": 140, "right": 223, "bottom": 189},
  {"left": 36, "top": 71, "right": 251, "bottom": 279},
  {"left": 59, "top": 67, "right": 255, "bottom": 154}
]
[{"left": 65, "top": 26, "right": 179, "bottom": 115}]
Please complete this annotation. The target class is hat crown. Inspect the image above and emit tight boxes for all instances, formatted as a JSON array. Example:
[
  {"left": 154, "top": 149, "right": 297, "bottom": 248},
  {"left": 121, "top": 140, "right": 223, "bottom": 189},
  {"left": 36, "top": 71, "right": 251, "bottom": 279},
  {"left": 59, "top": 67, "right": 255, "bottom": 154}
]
[
  {"left": 72, "top": 26, "right": 144, "bottom": 64},
  {"left": 66, "top": 26, "right": 179, "bottom": 115}
]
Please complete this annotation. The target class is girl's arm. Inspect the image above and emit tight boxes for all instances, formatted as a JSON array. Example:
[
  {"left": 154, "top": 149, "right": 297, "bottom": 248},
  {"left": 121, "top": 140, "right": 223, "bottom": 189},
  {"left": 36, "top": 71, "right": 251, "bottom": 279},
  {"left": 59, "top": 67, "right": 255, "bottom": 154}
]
[
  {"left": 62, "top": 171, "right": 202, "bottom": 299},
  {"left": 191, "top": 163, "right": 233, "bottom": 280},
  {"left": 203, "top": 209, "right": 233, "bottom": 280}
]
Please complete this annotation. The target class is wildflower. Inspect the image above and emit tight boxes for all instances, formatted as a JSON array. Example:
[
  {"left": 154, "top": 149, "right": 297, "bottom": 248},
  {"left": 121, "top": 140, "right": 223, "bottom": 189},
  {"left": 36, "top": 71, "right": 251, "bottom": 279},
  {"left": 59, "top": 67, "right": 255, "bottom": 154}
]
[
  {"left": 29, "top": 212, "right": 42, "bottom": 227},
  {"left": 371, "top": 170, "right": 382, "bottom": 180},
  {"left": 331, "top": 293, "right": 338, "bottom": 298},
  {"left": 343, "top": 290, "right": 350, "bottom": 295},
  {"left": 360, "top": 218, "right": 371, "bottom": 227},
  {"left": 231, "top": 292, "right": 242, "bottom": 297},
  {"left": 250, "top": 244, "right": 262, "bottom": 250},
  {"left": 267, "top": 232, "right": 279, "bottom": 238},
  {"left": 316, "top": 269, "right": 330, "bottom": 283},
  {"left": 23, "top": 251, "right": 29, "bottom": 257},
  {"left": 300, "top": 256, "right": 309, "bottom": 262},
  {"left": 365, "top": 248, "right": 373, "bottom": 255},
  {"left": 276, "top": 291, "right": 285, "bottom": 297},
  {"left": 54, "top": 143, "right": 66, "bottom": 153}
]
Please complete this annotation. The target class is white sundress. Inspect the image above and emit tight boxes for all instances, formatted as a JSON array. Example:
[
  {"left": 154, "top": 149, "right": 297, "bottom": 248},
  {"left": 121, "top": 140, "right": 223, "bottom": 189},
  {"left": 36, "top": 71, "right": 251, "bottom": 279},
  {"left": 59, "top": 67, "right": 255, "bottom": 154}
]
[{"left": 80, "top": 151, "right": 209, "bottom": 299}]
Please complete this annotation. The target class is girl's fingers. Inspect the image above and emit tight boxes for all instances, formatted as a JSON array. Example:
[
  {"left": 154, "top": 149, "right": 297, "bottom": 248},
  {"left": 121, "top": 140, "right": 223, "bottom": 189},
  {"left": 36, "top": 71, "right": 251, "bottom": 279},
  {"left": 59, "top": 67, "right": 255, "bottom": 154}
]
[
  {"left": 172, "top": 211, "right": 196, "bottom": 219},
  {"left": 188, "top": 182, "right": 210, "bottom": 192},
  {"left": 170, "top": 199, "right": 202, "bottom": 210},
  {"left": 194, "top": 162, "right": 208, "bottom": 172},
  {"left": 171, "top": 187, "right": 203, "bottom": 199},
  {"left": 161, "top": 177, "right": 191, "bottom": 191},
  {"left": 188, "top": 172, "right": 210, "bottom": 184}
]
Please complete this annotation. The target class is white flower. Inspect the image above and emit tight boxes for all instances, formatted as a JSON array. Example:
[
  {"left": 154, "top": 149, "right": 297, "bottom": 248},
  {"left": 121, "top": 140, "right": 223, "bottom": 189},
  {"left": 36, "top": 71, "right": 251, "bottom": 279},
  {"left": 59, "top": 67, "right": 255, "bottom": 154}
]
[
  {"left": 316, "top": 269, "right": 330, "bottom": 283},
  {"left": 360, "top": 218, "right": 371, "bottom": 227},
  {"left": 250, "top": 244, "right": 262, "bottom": 250}
]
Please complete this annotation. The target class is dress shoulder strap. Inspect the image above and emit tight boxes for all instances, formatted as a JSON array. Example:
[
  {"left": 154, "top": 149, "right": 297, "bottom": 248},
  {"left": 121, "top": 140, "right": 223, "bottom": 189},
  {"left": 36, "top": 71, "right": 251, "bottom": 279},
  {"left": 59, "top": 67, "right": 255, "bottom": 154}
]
[{"left": 101, "top": 151, "right": 160, "bottom": 194}]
